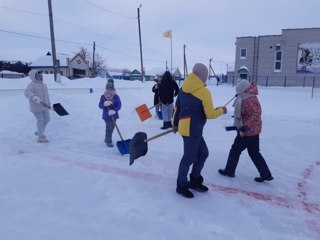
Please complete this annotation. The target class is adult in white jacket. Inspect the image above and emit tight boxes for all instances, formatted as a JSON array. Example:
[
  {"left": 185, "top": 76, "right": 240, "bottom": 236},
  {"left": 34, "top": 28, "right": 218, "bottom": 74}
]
[{"left": 25, "top": 70, "right": 51, "bottom": 143}]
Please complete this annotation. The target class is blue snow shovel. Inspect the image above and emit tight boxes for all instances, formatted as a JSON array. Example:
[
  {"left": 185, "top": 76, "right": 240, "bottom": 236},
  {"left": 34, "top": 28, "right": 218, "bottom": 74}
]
[
  {"left": 157, "top": 97, "right": 163, "bottom": 120},
  {"left": 157, "top": 110, "right": 163, "bottom": 120},
  {"left": 110, "top": 114, "right": 131, "bottom": 155}
]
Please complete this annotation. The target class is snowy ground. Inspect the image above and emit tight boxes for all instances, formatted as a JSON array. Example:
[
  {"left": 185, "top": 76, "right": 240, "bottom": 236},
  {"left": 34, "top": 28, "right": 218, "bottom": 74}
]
[{"left": 0, "top": 75, "right": 319, "bottom": 240}]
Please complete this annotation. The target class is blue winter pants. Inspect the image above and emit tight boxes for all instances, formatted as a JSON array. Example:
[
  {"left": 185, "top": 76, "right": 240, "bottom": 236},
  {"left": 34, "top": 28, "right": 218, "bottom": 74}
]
[
  {"left": 177, "top": 135, "right": 209, "bottom": 186},
  {"left": 161, "top": 103, "right": 174, "bottom": 122}
]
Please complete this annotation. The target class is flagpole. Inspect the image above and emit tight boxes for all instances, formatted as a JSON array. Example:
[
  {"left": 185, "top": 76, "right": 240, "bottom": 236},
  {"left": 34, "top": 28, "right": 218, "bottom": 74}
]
[{"left": 163, "top": 30, "right": 172, "bottom": 72}]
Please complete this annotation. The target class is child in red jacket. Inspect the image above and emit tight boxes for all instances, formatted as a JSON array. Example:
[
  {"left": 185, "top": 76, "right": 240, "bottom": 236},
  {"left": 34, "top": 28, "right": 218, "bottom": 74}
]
[{"left": 218, "top": 79, "right": 273, "bottom": 182}]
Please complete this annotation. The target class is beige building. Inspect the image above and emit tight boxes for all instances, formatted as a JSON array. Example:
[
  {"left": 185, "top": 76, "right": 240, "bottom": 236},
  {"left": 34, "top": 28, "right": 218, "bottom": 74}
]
[{"left": 228, "top": 28, "right": 320, "bottom": 87}]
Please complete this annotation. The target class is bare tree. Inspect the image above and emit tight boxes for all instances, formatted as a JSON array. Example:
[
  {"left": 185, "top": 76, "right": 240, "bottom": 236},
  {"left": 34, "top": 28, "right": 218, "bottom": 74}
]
[
  {"left": 92, "top": 53, "right": 107, "bottom": 74},
  {"left": 74, "top": 47, "right": 107, "bottom": 76},
  {"left": 77, "top": 47, "right": 91, "bottom": 63}
]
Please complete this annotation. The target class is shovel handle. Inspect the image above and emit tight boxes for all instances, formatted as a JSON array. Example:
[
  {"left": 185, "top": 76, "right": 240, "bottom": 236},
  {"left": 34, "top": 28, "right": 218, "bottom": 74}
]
[
  {"left": 223, "top": 95, "right": 236, "bottom": 107},
  {"left": 148, "top": 105, "right": 156, "bottom": 111},
  {"left": 110, "top": 115, "right": 124, "bottom": 141},
  {"left": 40, "top": 102, "right": 52, "bottom": 109},
  {"left": 140, "top": 104, "right": 158, "bottom": 113},
  {"left": 144, "top": 129, "right": 174, "bottom": 142}
]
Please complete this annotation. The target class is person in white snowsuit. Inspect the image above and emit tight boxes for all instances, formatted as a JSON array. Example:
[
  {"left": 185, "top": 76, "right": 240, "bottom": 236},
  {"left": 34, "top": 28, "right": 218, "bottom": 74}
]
[{"left": 24, "top": 70, "right": 51, "bottom": 143}]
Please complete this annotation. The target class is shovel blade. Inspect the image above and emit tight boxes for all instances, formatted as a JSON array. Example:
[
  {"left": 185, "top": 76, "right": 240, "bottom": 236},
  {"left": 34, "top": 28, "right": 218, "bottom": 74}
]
[
  {"left": 225, "top": 126, "right": 237, "bottom": 131},
  {"left": 135, "top": 104, "right": 152, "bottom": 122},
  {"left": 116, "top": 139, "right": 131, "bottom": 155},
  {"left": 129, "top": 132, "right": 148, "bottom": 165},
  {"left": 53, "top": 103, "right": 69, "bottom": 116}
]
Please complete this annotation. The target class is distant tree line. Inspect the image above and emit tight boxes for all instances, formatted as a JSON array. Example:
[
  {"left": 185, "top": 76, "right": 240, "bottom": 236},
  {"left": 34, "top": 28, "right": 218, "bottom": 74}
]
[{"left": 0, "top": 61, "right": 31, "bottom": 74}]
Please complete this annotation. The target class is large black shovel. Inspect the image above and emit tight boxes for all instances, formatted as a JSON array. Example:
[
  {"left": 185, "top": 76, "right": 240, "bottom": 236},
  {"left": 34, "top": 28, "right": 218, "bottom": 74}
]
[
  {"left": 41, "top": 102, "right": 69, "bottom": 116},
  {"left": 129, "top": 129, "right": 174, "bottom": 165}
]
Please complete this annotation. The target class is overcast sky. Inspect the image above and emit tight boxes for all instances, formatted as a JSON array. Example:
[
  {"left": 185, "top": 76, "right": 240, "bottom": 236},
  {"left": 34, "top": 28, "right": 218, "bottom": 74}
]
[{"left": 1, "top": 0, "right": 320, "bottom": 73}]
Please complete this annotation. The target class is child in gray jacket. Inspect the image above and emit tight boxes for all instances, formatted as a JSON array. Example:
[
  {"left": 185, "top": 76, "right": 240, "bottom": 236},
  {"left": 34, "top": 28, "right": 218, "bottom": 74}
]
[{"left": 25, "top": 70, "right": 51, "bottom": 143}]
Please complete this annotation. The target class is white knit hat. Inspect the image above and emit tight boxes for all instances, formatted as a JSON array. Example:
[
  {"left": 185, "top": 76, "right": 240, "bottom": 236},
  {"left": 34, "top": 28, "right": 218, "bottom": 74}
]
[{"left": 236, "top": 79, "right": 251, "bottom": 94}]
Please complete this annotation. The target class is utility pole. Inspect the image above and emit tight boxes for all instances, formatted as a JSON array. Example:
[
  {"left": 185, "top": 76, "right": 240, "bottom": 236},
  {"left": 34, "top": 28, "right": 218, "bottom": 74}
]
[
  {"left": 47, "top": 0, "right": 58, "bottom": 82},
  {"left": 209, "top": 58, "right": 219, "bottom": 86},
  {"left": 92, "top": 41, "right": 96, "bottom": 76},
  {"left": 183, "top": 44, "right": 188, "bottom": 80},
  {"left": 137, "top": 4, "right": 144, "bottom": 82}
]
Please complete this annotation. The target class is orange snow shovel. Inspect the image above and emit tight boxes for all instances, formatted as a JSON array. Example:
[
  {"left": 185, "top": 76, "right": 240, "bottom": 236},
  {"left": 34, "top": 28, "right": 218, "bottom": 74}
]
[{"left": 135, "top": 104, "right": 156, "bottom": 122}]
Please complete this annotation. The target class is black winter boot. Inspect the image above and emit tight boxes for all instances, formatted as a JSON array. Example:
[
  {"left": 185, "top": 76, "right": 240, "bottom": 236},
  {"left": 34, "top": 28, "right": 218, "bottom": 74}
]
[
  {"left": 176, "top": 185, "right": 194, "bottom": 198},
  {"left": 188, "top": 174, "right": 209, "bottom": 192},
  {"left": 161, "top": 122, "right": 170, "bottom": 130},
  {"left": 254, "top": 175, "right": 274, "bottom": 182},
  {"left": 218, "top": 169, "right": 235, "bottom": 178}
]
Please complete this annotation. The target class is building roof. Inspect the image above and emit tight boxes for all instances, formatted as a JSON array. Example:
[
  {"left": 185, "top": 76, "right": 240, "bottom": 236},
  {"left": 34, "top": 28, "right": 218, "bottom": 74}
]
[{"left": 30, "top": 54, "right": 70, "bottom": 67}]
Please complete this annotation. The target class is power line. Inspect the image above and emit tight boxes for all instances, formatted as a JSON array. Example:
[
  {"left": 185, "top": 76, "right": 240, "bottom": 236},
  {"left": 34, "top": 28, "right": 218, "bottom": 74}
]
[
  {"left": 83, "top": 0, "right": 135, "bottom": 19},
  {"left": 0, "top": 29, "right": 91, "bottom": 45},
  {"left": 0, "top": 6, "right": 47, "bottom": 16},
  {"left": 0, "top": 29, "right": 164, "bottom": 64},
  {"left": 186, "top": 46, "right": 233, "bottom": 64},
  {"left": 0, "top": 6, "right": 138, "bottom": 48}
]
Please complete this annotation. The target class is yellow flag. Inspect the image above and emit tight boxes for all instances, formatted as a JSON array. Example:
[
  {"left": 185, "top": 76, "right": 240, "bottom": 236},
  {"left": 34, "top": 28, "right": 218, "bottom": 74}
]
[{"left": 163, "top": 30, "right": 172, "bottom": 38}]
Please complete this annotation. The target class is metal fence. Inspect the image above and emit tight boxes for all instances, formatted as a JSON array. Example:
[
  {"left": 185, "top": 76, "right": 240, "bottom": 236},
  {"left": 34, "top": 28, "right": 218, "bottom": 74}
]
[
  {"left": 228, "top": 75, "right": 320, "bottom": 88},
  {"left": 227, "top": 75, "right": 320, "bottom": 98}
]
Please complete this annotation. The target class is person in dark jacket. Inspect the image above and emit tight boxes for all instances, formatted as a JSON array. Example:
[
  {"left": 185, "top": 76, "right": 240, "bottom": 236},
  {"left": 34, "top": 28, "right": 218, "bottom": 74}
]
[
  {"left": 173, "top": 63, "right": 227, "bottom": 198},
  {"left": 98, "top": 79, "right": 122, "bottom": 147},
  {"left": 159, "top": 71, "right": 179, "bottom": 129},
  {"left": 152, "top": 75, "right": 161, "bottom": 118},
  {"left": 218, "top": 79, "right": 273, "bottom": 182}
]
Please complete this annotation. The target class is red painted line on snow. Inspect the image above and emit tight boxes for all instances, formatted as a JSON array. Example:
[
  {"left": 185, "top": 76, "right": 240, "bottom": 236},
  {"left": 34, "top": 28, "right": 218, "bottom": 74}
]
[
  {"left": 297, "top": 160, "right": 320, "bottom": 214},
  {"left": 17, "top": 150, "right": 320, "bottom": 238},
  {"left": 49, "top": 155, "right": 320, "bottom": 212},
  {"left": 209, "top": 184, "right": 295, "bottom": 209},
  {"left": 297, "top": 160, "right": 320, "bottom": 239}
]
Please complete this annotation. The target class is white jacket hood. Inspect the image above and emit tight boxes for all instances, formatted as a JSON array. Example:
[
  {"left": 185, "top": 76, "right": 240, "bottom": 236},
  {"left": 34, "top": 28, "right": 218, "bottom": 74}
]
[{"left": 28, "top": 69, "right": 41, "bottom": 82}]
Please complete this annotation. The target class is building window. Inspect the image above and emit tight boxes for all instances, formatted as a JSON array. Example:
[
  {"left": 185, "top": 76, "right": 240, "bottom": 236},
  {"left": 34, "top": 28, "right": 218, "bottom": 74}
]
[
  {"left": 240, "top": 48, "right": 247, "bottom": 59},
  {"left": 274, "top": 50, "right": 282, "bottom": 72}
]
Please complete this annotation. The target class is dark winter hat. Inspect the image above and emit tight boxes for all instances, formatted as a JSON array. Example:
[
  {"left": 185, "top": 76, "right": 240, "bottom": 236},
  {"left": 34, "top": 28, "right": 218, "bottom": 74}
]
[
  {"left": 106, "top": 78, "right": 115, "bottom": 90},
  {"left": 192, "top": 63, "right": 208, "bottom": 82},
  {"left": 236, "top": 79, "right": 251, "bottom": 95},
  {"left": 163, "top": 71, "right": 172, "bottom": 80}
]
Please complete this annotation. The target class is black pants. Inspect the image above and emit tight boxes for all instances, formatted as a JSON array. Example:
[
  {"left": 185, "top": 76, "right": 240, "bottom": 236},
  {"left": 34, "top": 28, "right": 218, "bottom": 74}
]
[{"left": 224, "top": 133, "right": 272, "bottom": 178}]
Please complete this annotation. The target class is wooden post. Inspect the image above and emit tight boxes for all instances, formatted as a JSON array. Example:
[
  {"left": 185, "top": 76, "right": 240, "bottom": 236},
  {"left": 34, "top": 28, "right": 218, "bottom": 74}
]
[
  {"left": 183, "top": 45, "right": 188, "bottom": 80},
  {"left": 47, "top": 0, "right": 58, "bottom": 82},
  {"left": 137, "top": 5, "right": 144, "bottom": 83}
]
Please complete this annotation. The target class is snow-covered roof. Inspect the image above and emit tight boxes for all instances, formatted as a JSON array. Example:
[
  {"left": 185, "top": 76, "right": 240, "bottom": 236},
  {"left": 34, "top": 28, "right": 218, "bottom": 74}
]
[
  {"left": 0, "top": 70, "right": 23, "bottom": 74},
  {"left": 237, "top": 65, "right": 249, "bottom": 72},
  {"left": 30, "top": 54, "right": 70, "bottom": 67}
]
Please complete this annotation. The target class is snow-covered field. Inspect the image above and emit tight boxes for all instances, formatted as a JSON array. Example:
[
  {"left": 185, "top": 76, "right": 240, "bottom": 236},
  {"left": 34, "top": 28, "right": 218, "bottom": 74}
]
[{"left": 0, "top": 75, "right": 319, "bottom": 240}]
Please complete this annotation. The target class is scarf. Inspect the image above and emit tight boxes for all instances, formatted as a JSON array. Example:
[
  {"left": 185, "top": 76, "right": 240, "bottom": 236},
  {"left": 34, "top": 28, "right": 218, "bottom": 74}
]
[
  {"left": 233, "top": 92, "right": 255, "bottom": 127},
  {"left": 103, "top": 89, "right": 116, "bottom": 101}
]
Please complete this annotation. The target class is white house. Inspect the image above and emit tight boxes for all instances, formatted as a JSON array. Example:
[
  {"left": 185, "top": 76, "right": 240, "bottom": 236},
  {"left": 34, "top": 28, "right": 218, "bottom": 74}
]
[{"left": 29, "top": 53, "right": 90, "bottom": 79}]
